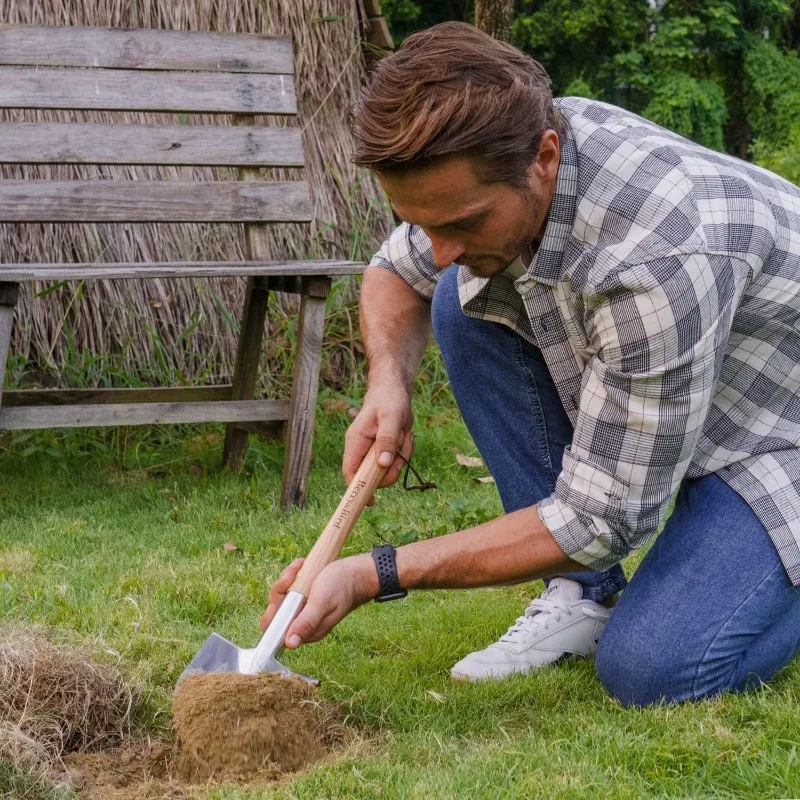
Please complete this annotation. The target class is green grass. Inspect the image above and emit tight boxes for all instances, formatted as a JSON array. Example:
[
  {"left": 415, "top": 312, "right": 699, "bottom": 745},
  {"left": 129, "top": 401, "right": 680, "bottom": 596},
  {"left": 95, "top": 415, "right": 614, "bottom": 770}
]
[{"left": 2, "top": 407, "right": 800, "bottom": 799}]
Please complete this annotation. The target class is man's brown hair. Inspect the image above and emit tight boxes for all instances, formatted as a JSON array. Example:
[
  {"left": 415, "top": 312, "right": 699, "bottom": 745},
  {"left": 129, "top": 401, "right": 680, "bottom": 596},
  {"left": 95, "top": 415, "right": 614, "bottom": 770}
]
[{"left": 351, "top": 21, "right": 562, "bottom": 188}]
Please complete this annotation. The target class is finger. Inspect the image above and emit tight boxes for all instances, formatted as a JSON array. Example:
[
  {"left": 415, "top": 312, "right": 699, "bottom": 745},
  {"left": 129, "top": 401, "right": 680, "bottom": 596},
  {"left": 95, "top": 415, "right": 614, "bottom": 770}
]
[
  {"left": 284, "top": 598, "right": 328, "bottom": 649},
  {"left": 296, "top": 610, "right": 346, "bottom": 644},
  {"left": 342, "top": 427, "right": 375, "bottom": 484},
  {"left": 269, "top": 558, "right": 303, "bottom": 600},
  {"left": 375, "top": 413, "right": 403, "bottom": 469},
  {"left": 379, "top": 429, "right": 413, "bottom": 488},
  {"left": 260, "top": 559, "right": 303, "bottom": 630}
]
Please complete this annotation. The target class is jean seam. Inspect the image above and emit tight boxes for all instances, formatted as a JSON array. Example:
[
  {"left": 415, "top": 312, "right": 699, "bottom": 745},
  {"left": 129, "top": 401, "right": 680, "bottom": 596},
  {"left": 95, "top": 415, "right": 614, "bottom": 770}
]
[
  {"left": 512, "top": 337, "right": 557, "bottom": 494},
  {"left": 691, "top": 560, "right": 786, "bottom": 697}
]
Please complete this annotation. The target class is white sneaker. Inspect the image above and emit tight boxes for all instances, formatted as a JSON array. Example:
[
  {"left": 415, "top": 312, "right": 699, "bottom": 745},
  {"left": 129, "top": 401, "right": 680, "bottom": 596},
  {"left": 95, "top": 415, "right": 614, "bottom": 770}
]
[{"left": 450, "top": 578, "right": 610, "bottom": 681}]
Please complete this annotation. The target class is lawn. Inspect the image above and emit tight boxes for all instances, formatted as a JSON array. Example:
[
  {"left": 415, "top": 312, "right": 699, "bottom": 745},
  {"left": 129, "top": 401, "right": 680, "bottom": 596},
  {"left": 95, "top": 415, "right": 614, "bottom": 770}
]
[{"left": 2, "top": 403, "right": 800, "bottom": 799}]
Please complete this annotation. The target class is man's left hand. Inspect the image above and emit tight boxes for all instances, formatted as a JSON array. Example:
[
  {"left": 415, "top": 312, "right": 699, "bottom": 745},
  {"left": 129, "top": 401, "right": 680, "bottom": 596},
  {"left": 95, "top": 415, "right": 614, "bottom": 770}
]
[{"left": 260, "top": 554, "right": 379, "bottom": 649}]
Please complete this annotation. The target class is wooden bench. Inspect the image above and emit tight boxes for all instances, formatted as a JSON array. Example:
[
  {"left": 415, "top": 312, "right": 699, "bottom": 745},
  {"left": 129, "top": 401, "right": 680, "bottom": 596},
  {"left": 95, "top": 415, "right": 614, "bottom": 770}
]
[{"left": 0, "top": 24, "right": 364, "bottom": 508}]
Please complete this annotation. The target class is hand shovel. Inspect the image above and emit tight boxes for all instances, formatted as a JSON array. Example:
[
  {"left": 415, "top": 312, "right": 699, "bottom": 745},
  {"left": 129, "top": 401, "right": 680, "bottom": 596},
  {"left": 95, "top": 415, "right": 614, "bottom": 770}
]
[{"left": 177, "top": 444, "right": 387, "bottom": 688}]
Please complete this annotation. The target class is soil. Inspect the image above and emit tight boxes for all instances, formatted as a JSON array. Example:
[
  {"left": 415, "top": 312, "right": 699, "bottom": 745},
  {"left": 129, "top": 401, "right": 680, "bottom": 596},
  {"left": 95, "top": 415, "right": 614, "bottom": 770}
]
[
  {"left": 172, "top": 672, "right": 341, "bottom": 782},
  {"left": 64, "top": 743, "right": 188, "bottom": 800},
  {"left": 62, "top": 673, "right": 345, "bottom": 797}
]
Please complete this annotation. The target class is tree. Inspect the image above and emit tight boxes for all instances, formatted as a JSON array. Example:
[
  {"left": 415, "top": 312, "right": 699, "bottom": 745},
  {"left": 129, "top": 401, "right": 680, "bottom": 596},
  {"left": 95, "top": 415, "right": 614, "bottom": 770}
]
[
  {"left": 380, "top": 0, "right": 800, "bottom": 182},
  {"left": 475, "top": 0, "right": 515, "bottom": 41}
]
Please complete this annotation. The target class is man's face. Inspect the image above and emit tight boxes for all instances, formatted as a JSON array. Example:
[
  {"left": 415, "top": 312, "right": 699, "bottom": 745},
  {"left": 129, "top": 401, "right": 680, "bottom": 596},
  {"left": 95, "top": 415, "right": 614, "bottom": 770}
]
[{"left": 377, "top": 132, "right": 559, "bottom": 278}]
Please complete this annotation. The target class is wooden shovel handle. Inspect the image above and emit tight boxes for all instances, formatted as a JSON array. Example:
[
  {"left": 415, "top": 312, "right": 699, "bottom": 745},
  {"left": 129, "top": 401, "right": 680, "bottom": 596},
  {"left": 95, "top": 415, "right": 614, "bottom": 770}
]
[{"left": 289, "top": 445, "right": 387, "bottom": 598}]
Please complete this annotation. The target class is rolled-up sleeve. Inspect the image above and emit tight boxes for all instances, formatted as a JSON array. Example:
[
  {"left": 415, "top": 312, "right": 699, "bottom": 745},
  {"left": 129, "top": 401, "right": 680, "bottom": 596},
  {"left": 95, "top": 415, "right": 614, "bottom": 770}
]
[
  {"left": 538, "top": 252, "right": 750, "bottom": 570},
  {"left": 369, "top": 222, "right": 440, "bottom": 301}
]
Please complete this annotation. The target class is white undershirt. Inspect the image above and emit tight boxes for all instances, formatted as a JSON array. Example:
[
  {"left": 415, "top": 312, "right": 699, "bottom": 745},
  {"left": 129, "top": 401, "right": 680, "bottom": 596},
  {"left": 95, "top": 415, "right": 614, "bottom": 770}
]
[{"left": 505, "top": 256, "right": 528, "bottom": 280}]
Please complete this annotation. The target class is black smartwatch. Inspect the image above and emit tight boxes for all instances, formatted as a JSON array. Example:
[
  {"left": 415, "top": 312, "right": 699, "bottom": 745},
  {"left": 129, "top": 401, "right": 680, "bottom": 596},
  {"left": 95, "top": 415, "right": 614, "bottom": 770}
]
[{"left": 371, "top": 544, "right": 408, "bottom": 602}]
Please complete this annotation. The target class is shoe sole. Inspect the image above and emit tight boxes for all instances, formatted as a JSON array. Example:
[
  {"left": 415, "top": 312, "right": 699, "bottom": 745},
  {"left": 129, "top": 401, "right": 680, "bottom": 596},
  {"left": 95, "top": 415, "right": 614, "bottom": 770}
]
[{"left": 449, "top": 651, "right": 583, "bottom": 682}]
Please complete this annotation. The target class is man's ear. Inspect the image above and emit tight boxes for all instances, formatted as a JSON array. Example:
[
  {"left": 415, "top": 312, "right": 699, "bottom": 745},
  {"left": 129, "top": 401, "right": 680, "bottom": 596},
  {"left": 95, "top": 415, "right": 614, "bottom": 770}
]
[{"left": 533, "top": 130, "right": 560, "bottom": 183}]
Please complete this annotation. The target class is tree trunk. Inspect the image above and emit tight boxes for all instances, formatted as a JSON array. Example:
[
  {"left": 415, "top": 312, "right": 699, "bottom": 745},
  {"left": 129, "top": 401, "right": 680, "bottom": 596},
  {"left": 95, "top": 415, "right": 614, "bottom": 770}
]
[{"left": 474, "top": 0, "right": 514, "bottom": 43}]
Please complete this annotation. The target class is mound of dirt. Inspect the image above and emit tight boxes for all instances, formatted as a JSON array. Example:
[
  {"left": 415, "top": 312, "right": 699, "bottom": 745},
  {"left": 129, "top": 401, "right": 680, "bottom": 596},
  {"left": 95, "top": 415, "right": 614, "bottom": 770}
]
[{"left": 172, "top": 673, "right": 343, "bottom": 782}]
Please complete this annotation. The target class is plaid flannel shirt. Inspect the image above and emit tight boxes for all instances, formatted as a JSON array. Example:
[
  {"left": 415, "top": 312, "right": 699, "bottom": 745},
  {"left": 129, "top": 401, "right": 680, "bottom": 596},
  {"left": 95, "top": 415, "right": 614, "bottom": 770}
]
[{"left": 369, "top": 97, "right": 800, "bottom": 584}]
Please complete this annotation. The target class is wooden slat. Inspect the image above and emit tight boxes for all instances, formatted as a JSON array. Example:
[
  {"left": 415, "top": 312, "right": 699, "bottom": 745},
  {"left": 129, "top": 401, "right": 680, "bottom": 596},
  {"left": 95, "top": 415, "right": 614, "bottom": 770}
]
[
  {"left": 365, "top": 17, "right": 394, "bottom": 50},
  {"left": 0, "top": 67, "right": 296, "bottom": 114},
  {"left": 0, "top": 26, "right": 294, "bottom": 74},
  {"left": 362, "top": 0, "right": 384, "bottom": 16},
  {"left": 0, "top": 283, "right": 19, "bottom": 411},
  {"left": 0, "top": 123, "right": 304, "bottom": 166},
  {"left": 1, "top": 386, "right": 233, "bottom": 407},
  {"left": 224, "top": 114, "right": 277, "bottom": 471},
  {"left": 0, "top": 260, "right": 363, "bottom": 282},
  {"left": 233, "top": 421, "right": 284, "bottom": 439},
  {"left": 281, "top": 277, "right": 331, "bottom": 508},
  {"left": 0, "top": 181, "right": 311, "bottom": 223},
  {"left": 0, "top": 399, "right": 289, "bottom": 430}
]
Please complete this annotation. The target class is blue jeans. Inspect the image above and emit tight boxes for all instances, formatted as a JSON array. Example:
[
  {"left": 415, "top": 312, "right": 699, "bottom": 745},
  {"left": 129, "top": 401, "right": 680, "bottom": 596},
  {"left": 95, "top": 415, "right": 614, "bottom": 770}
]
[{"left": 431, "top": 266, "right": 800, "bottom": 705}]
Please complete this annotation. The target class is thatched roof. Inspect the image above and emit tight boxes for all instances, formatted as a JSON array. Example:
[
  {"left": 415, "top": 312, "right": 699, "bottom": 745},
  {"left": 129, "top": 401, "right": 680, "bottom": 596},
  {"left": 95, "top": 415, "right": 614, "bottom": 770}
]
[{"left": 0, "top": 1, "right": 392, "bottom": 387}]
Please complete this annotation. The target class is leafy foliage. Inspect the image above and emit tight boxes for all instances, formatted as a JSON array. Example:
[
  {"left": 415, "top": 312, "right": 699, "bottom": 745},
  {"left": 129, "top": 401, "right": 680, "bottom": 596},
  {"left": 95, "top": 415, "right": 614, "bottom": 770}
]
[{"left": 381, "top": 0, "right": 800, "bottom": 181}]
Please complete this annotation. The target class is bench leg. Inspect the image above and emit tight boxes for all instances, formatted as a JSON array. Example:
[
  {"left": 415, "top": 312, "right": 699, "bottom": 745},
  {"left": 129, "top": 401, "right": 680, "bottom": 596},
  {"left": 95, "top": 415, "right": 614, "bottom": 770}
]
[
  {"left": 0, "top": 283, "right": 20, "bottom": 409},
  {"left": 223, "top": 276, "right": 270, "bottom": 471},
  {"left": 281, "top": 277, "right": 331, "bottom": 509}
]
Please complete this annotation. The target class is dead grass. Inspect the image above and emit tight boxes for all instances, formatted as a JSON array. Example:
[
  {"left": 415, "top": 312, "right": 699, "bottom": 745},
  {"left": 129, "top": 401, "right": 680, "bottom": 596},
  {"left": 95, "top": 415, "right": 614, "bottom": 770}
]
[{"left": 0, "top": 625, "right": 135, "bottom": 765}]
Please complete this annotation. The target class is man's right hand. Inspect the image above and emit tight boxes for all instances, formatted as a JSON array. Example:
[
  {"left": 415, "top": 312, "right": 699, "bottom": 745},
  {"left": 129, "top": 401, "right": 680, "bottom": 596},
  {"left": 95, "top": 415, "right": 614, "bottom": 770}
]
[{"left": 343, "top": 381, "right": 414, "bottom": 488}]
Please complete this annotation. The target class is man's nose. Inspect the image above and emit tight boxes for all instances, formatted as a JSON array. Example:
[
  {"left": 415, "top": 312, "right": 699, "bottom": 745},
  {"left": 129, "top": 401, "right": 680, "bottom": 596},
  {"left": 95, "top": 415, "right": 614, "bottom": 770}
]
[{"left": 428, "top": 234, "right": 465, "bottom": 269}]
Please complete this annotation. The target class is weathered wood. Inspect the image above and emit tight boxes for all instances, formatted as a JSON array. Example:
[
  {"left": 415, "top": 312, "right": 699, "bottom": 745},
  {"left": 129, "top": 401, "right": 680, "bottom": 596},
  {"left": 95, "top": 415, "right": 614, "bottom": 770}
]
[
  {"left": 362, "top": 0, "right": 384, "bottom": 16},
  {"left": 0, "top": 282, "right": 19, "bottom": 410},
  {"left": 0, "top": 67, "right": 296, "bottom": 114},
  {"left": 232, "top": 420, "right": 285, "bottom": 439},
  {"left": 2, "top": 385, "right": 233, "bottom": 407},
  {"left": 224, "top": 114, "right": 286, "bottom": 471},
  {"left": 281, "top": 277, "right": 331, "bottom": 508},
  {"left": 0, "top": 261, "right": 364, "bottom": 282},
  {"left": 0, "top": 123, "right": 304, "bottom": 167},
  {"left": 0, "top": 181, "right": 312, "bottom": 223},
  {"left": 0, "top": 399, "right": 289, "bottom": 430},
  {"left": 364, "top": 16, "right": 394, "bottom": 50},
  {"left": 223, "top": 277, "right": 271, "bottom": 470},
  {"left": 223, "top": 128, "right": 277, "bottom": 472},
  {"left": 0, "top": 25, "right": 294, "bottom": 74},
  {"left": 0, "top": 283, "right": 20, "bottom": 307}
]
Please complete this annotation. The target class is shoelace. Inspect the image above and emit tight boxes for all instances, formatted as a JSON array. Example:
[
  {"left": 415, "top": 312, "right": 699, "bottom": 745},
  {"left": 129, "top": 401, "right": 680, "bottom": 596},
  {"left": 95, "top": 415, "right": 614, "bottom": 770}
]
[{"left": 499, "top": 597, "right": 574, "bottom": 643}]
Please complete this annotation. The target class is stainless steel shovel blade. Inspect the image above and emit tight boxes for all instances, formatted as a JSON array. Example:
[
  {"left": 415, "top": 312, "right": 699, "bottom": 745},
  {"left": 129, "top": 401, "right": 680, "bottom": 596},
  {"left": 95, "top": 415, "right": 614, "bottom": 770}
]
[{"left": 176, "top": 591, "right": 318, "bottom": 688}]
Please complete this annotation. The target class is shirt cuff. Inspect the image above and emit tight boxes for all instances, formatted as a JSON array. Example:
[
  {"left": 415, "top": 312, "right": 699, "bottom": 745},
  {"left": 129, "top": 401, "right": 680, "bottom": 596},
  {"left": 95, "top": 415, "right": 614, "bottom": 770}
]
[{"left": 537, "top": 494, "right": 628, "bottom": 572}]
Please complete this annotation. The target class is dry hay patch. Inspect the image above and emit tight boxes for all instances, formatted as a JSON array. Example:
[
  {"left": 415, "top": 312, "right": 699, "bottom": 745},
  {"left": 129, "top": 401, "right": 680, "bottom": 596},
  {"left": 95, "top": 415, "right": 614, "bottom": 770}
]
[{"left": 0, "top": 625, "right": 134, "bottom": 761}]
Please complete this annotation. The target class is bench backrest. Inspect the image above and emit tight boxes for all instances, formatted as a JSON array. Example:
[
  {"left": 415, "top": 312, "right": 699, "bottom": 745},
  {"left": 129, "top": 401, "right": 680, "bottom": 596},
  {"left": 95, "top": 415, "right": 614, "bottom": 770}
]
[{"left": 0, "top": 24, "right": 310, "bottom": 225}]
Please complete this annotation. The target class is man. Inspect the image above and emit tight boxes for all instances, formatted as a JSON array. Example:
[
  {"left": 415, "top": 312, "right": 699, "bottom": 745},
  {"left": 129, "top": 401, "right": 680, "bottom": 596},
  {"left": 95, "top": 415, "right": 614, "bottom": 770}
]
[{"left": 262, "top": 21, "right": 800, "bottom": 706}]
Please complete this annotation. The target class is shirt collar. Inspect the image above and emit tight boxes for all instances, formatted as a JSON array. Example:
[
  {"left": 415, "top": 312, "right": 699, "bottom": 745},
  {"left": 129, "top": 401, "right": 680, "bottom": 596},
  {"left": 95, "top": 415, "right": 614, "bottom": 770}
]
[{"left": 525, "top": 123, "right": 578, "bottom": 286}]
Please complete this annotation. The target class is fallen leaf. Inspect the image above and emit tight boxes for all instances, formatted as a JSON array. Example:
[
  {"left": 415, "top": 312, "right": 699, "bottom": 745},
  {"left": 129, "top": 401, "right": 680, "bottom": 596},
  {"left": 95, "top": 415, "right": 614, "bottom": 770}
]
[
  {"left": 475, "top": 475, "right": 496, "bottom": 484},
  {"left": 188, "top": 461, "right": 204, "bottom": 477},
  {"left": 426, "top": 690, "right": 445, "bottom": 703},
  {"left": 456, "top": 452, "right": 484, "bottom": 468},
  {"left": 322, "top": 398, "right": 350, "bottom": 414},
  {"left": 223, "top": 542, "right": 240, "bottom": 552}
]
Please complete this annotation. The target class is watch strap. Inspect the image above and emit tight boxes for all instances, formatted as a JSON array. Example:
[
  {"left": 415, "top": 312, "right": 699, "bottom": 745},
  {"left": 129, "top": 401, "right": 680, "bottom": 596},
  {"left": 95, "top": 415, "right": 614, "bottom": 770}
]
[{"left": 371, "top": 544, "right": 408, "bottom": 602}]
